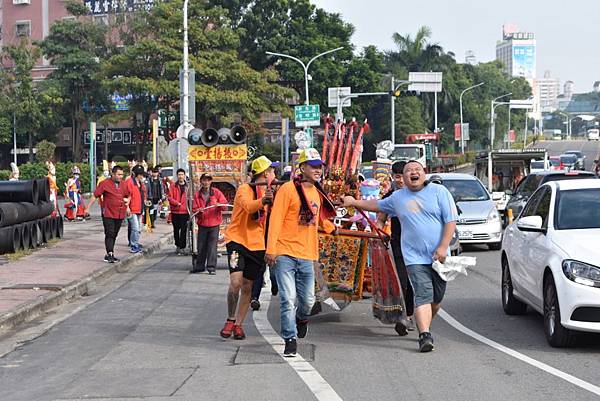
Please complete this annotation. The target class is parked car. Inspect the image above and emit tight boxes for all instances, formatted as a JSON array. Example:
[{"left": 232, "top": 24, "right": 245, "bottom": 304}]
[
  {"left": 559, "top": 154, "right": 578, "bottom": 170},
  {"left": 501, "top": 179, "right": 600, "bottom": 347},
  {"left": 505, "top": 170, "right": 597, "bottom": 220},
  {"left": 587, "top": 128, "right": 599, "bottom": 141},
  {"left": 428, "top": 173, "right": 502, "bottom": 250},
  {"left": 563, "top": 150, "right": 586, "bottom": 170}
]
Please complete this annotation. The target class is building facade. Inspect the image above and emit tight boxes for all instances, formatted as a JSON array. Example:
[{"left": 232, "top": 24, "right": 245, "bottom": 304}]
[{"left": 536, "top": 71, "right": 560, "bottom": 113}]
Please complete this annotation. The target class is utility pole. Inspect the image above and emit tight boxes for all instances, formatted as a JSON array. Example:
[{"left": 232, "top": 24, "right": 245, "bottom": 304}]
[
  {"left": 390, "top": 76, "right": 395, "bottom": 144},
  {"left": 178, "top": 0, "right": 190, "bottom": 173},
  {"left": 459, "top": 82, "right": 484, "bottom": 154}
]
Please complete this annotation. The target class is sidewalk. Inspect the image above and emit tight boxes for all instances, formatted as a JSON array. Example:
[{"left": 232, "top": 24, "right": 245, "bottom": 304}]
[{"left": 0, "top": 208, "right": 174, "bottom": 334}]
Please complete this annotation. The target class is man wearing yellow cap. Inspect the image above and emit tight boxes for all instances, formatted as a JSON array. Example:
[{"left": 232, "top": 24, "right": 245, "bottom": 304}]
[
  {"left": 219, "top": 156, "right": 275, "bottom": 340},
  {"left": 266, "top": 148, "right": 337, "bottom": 357}
]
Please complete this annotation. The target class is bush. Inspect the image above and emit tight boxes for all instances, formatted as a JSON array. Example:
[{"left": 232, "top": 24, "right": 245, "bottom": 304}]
[
  {"left": 36, "top": 140, "right": 57, "bottom": 162},
  {"left": 0, "top": 170, "right": 10, "bottom": 181},
  {"left": 17, "top": 162, "right": 103, "bottom": 194}
]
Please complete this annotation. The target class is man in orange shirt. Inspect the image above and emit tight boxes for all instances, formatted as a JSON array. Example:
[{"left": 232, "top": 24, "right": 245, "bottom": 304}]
[
  {"left": 219, "top": 156, "right": 275, "bottom": 340},
  {"left": 266, "top": 148, "right": 337, "bottom": 357}
]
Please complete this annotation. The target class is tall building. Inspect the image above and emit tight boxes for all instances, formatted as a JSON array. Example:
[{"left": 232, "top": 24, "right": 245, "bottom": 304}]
[
  {"left": 465, "top": 50, "right": 477, "bottom": 65},
  {"left": 496, "top": 24, "right": 538, "bottom": 114},
  {"left": 536, "top": 71, "right": 560, "bottom": 112}
]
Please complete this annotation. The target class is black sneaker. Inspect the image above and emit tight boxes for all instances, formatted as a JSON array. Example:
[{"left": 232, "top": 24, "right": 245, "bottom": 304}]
[
  {"left": 283, "top": 338, "right": 297, "bottom": 357},
  {"left": 111, "top": 255, "right": 120, "bottom": 263},
  {"left": 103, "top": 254, "right": 111, "bottom": 263},
  {"left": 250, "top": 299, "right": 261, "bottom": 311},
  {"left": 296, "top": 318, "right": 308, "bottom": 339},
  {"left": 418, "top": 332, "right": 434, "bottom": 353},
  {"left": 208, "top": 269, "right": 216, "bottom": 275},
  {"left": 394, "top": 321, "right": 408, "bottom": 336}
]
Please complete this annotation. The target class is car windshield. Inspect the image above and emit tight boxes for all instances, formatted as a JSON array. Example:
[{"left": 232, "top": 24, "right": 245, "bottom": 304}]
[
  {"left": 531, "top": 161, "right": 544, "bottom": 169},
  {"left": 560, "top": 155, "right": 577, "bottom": 164},
  {"left": 565, "top": 151, "right": 582, "bottom": 158},
  {"left": 391, "top": 146, "right": 421, "bottom": 160},
  {"left": 442, "top": 179, "right": 490, "bottom": 202},
  {"left": 542, "top": 173, "right": 596, "bottom": 184},
  {"left": 556, "top": 188, "right": 600, "bottom": 230},
  {"left": 549, "top": 158, "right": 560, "bottom": 166}
]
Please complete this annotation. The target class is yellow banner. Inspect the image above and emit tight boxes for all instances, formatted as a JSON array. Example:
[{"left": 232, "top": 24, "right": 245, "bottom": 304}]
[{"left": 188, "top": 144, "right": 248, "bottom": 161}]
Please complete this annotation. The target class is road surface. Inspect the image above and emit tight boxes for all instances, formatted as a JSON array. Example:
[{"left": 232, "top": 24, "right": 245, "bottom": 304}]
[{"left": 0, "top": 245, "right": 599, "bottom": 401}]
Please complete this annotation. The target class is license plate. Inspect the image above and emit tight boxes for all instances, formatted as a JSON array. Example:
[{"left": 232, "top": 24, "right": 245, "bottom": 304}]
[{"left": 459, "top": 231, "right": 473, "bottom": 239}]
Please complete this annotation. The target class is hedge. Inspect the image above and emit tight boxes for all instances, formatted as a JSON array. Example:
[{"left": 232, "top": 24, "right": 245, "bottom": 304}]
[{"left": 16, "top": 162, "right": 103, "bottom": 194}]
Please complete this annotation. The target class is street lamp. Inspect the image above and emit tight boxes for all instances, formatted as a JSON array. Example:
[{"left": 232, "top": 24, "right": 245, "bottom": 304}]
[
  {"left": 266, "top": 47, "right": 344, "bottom": 105},
  {"left": 459, "top": 82, "right": 484, "bottom": 153},
  {"left": 490, "top": 93, "right": 512, "bottom": 150}
]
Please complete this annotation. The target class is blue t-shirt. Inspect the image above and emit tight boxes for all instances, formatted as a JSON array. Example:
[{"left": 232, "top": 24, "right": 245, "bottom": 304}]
[{"left": 377, "top": 183, "right": 458, "bottom": 265}]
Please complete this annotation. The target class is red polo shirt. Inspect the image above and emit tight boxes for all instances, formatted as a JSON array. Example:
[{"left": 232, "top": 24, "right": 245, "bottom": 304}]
[{"left": 94, "top": 178, "right": 130, "bottom": 220}]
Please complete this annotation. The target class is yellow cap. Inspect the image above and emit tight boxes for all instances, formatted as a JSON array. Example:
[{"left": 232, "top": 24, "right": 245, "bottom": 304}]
[
  {"left": 251, "top": 156, "right": 273, "bottom": 175},
  {"left": 297, "top": 148, "right": 323, "bottom": 166}
]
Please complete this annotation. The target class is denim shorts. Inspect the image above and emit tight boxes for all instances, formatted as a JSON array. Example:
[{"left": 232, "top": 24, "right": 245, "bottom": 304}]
[{"left": 406, "top": 264, "right": 447, "bottom": 307}]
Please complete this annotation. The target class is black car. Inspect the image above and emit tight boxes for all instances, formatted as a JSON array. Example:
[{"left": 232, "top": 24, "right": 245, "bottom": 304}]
[
  {"left": 505, "top": 170, "right": 597, "bottom": 220},
  {"left": 564, "top": 150, "right": 586, "bottom": 170}
]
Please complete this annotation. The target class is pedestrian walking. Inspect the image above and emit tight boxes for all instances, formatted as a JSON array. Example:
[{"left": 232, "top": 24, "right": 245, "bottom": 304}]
[
  {"left": 342, "top": 160, "right": 458, "bottom": 352},
  {"left": 168, "top": 169, "right": 189, "bottom": 255},
  {"left": 266, "top": 148, "right": 337, "bottom": 357},
  {"left": 125, "top": 165, "right": 147, "bottom": 253},
  {"left": 376, "top": 161, "right": 415, "bottom": 336},
  {"left": 147, "top": 167, "right": 164, "bottom": 229},
  {"left": 190, "top": 174, "right": 228, "bottom": 274},
  {"left": 64, "top": 166, "right": 86, "bottom": 221},
  {"left": 219, "top": 156, "right": 275, "bottom": 339},
  {"left": 85, "top": 165, "right": 130, "bottom": 263}
]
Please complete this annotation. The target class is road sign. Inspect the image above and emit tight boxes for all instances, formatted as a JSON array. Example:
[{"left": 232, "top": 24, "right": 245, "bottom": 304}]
[
  {"left": 328, "top": 87, "right": 351, "bottom": 107},
  {"left": 454, "top": 123, "right": 470, "bottom": 141},
  {"left": 408, "top": 72, "right": 443, "bottom": 92},
  {"left": 509, "top": 99, "right": 534, "bottom": 109},
  {"left": 294, "top": 105, "right": 320, "bottom": 127}
]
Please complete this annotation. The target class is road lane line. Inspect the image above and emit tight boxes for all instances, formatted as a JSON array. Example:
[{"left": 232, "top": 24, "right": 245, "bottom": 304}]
[
  {"left": 253, "top": 293, "right": 343, "bottom": 401},
  {"left": 439, "top": 309, "right": 600, "bottom": 397}
]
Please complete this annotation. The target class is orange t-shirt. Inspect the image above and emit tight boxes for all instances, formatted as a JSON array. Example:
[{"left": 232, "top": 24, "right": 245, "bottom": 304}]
[
  {"left": 266, "top": 181, "right": 335, "bottom": 261},
  {"left": 224, "top": 184, "right": 266, "bottom": 251}
]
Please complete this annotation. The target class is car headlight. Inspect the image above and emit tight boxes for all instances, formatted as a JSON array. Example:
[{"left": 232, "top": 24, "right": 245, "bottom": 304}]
[
  {"left": 562, "top": 260, "right": 600, "bottom": 287},
  {"left": 487, "top": 209, "right": 500, "bottom": 223}
]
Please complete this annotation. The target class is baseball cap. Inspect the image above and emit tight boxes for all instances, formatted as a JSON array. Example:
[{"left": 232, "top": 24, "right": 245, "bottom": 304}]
[
  {"left": 297, "top": 148, "right": 324, "bottom": 167},
  {"left": 250, "top": 156, "right": 274, "bottom": 176}
]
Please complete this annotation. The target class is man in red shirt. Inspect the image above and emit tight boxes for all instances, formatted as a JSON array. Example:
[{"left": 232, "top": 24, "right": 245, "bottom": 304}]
[
  {"left": 168, "top": 169, "right": 189, "bottom": 255},
  {"left": 125, "top": 165, "right": 147, "bottom": 254},
  {"left": 191, "top": 174, "right": 228, "bottom": 274},
  {"left": 86, "top": 165, "right": 130, "bottom": 263}
]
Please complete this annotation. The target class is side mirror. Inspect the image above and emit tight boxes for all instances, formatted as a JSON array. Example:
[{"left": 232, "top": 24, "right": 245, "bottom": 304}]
[
  {"left": 505, "top": 189, "right": 513, "bottom": 196},
  {"left": 492, "top": 193, "right": 503, "bottom": 201},
  {"left": 517, "top": 215, "right": 545, "bottom": 233}
]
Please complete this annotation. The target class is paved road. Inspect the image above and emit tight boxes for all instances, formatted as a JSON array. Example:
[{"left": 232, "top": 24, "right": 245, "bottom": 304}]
[
  {"left": 532, "top": 140, "right": 600, "bottom": 171},
  {"left": 1, "top": 245, "right": 599, "bottom": 401}
]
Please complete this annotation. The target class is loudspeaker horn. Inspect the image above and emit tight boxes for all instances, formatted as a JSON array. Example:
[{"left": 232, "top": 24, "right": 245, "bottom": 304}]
[
  {"left": 188, "top": 128, "right": 203, "bottom": 146},
  {"left": 201, "top": 128, "right": 219, "bottom": 147},
  {"left": 229, "top": 125, "right": 247, "bottom": 144}
]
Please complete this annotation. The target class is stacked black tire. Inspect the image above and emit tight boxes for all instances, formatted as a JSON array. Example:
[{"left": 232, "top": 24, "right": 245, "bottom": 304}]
[{"left": 0, "top": 178, "right": 64, "bottom": 255}]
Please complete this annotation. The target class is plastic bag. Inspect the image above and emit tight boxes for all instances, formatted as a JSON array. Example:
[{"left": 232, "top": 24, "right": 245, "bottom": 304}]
[
  {"left": 314, "top": 263, "right": 342, "bottom": 311},
  {"left": 432, "top": 256, "right": 476, "bottom": 281}
]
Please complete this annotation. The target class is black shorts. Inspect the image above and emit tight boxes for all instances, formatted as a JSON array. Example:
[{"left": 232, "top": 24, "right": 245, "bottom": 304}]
[{"left": 226, "top": 241, "right": 266, "bottom": 281}]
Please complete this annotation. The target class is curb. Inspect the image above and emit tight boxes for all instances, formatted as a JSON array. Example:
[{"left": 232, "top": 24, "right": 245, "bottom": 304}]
[{"left": 0, "top": 233, "right": 173, "bottom": 335}]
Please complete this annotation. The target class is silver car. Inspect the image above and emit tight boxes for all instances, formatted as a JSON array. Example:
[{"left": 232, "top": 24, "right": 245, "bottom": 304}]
[{"left": 428, "top": 173, "right": 503, "bottom": 250}]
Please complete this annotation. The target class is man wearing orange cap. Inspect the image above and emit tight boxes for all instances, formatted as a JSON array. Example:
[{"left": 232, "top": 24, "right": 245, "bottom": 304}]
[{"left": 219, "top": 156, "right": 275, "bottom": 340}]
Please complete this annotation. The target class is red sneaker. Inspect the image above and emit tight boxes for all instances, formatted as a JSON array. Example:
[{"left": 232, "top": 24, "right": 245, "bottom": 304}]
[
  {"left": 233, "top": 325, "right": 246, "bottom": 340},
  {"left": 220, "top": 319, "right": 235, "bottom": 338}
]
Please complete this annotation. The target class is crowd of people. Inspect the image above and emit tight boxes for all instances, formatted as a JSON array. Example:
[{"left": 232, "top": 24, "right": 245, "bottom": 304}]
[{"left": 84, "top": 149, "right": 458, "bottom": 356}]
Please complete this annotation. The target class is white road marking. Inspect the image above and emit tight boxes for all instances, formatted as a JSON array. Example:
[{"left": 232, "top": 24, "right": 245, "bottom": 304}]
[
  {"left": 439, "top": 309, "right": 600, "bottom": 397},
  {"left": 253, "top": 293, "right": 343, "bottom": 401}
]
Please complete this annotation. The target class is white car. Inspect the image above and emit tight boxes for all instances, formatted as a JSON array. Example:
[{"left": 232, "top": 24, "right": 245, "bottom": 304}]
[
  {"left": 501, "top": 179, "right": 600, "bottom": 347},
  {"left": 588, "top": 129, "right": 599, "bottom": 141}
]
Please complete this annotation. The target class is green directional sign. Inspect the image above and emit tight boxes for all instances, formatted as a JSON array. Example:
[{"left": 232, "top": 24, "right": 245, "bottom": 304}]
[{"left": 294, "top": 104, "right": 320, "bottom": 127}]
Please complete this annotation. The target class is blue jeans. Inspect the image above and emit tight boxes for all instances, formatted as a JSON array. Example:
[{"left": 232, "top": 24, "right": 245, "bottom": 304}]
[
  {"left": 127, "top": 214, "right": 142, "bottom": 248},
  {"left": 274, "top": 256, "right": 315, "bottom": 340}
]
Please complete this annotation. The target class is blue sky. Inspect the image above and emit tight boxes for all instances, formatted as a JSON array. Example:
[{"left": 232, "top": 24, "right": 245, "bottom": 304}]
[{"left": 311, "top": 0, "right": 600, "bottom": 92}]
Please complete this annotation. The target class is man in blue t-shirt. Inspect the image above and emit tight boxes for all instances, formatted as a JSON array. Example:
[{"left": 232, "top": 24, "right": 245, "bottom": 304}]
[{"left": 342, "top": 160, "right": 457, "bottom": 352}]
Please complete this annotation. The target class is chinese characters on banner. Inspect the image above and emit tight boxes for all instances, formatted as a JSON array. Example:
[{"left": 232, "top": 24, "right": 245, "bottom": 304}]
[
  {"left": 84, "top": 0, "right": 155, "bottom": 15},
  {"left": 188, "top": 145, "right": 248, "bottom": 162},
  {"left": 190, "top": 160, "right": 245, "bottom": 175}
]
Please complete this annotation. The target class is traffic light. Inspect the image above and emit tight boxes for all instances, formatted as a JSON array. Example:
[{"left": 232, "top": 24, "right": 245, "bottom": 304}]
[{"left": 391, "top": 89, "right": 419, "bottom": 97}]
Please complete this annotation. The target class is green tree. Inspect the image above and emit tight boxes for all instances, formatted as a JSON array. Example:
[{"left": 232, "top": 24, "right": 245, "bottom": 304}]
[{"left": 39, "top": 0, "right": 109, "bottom": 161}]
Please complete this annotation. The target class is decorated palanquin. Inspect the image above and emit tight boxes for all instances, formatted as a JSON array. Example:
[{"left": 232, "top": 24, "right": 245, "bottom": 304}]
[
  {"left": 317, "top": 230, "right": 369, "bottom": 305},
  {"left": 316, "top": 116, "right": 407, "bottom": 324}
]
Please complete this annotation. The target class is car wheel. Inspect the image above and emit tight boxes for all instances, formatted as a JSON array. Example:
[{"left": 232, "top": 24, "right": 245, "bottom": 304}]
[
  {"left": 488, "top": 242, "right": 502, "bottom": 251},
  {"left": 501, "top": 257, "right": 527, "bottom": 315},
  {"left": 543, "top": 275, "right": 574, "bottom": 348}
]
